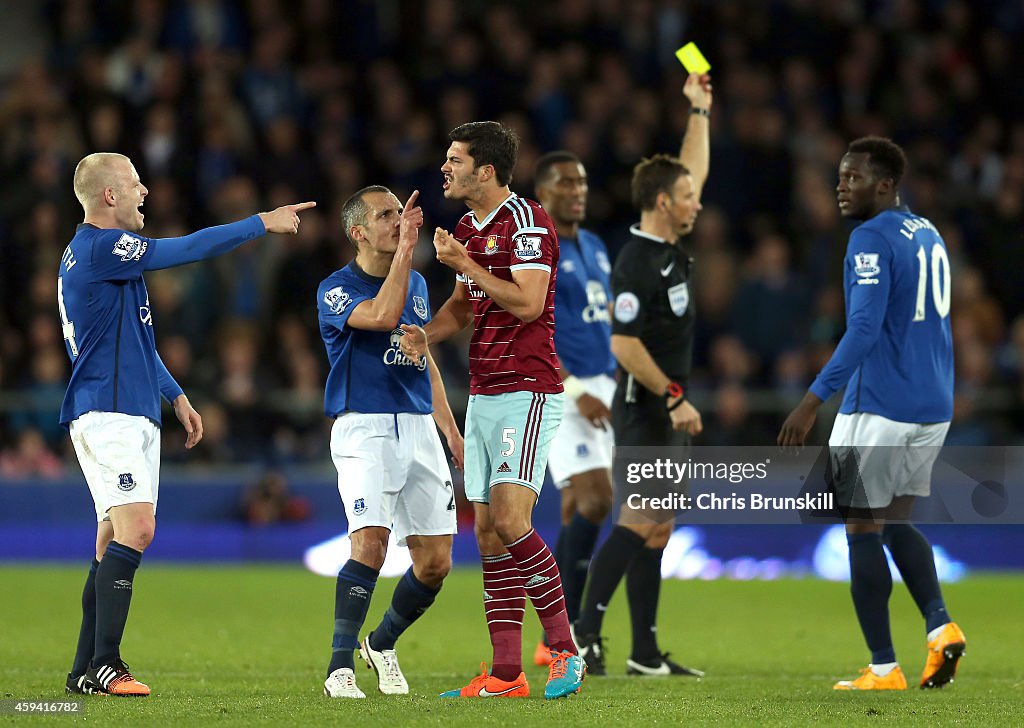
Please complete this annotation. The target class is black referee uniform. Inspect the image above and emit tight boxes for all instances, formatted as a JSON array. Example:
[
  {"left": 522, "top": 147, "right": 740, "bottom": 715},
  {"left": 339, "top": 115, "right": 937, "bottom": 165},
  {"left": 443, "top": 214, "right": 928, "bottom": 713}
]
[{"left": 611, "top": 224, "right": 695, "bottom": 448}]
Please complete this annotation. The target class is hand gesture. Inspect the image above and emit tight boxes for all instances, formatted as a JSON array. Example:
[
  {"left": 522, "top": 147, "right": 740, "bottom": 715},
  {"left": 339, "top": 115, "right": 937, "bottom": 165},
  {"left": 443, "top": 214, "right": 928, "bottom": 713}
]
[
  {"left": 683, "top": 73, "right": 713, "bottom": 111},
  {"left": 259, "top": 201, "right": 317, "bottom": 234},
  {"left": 670, "top": 398, "right": 703, "bottom": 436},
  {"left": 399, "top": 190, "right": 423, "bottom": 250},
  {"left": 172, "top": 394, "right": 203, "bottom": 449},
  {"left": 433, "top": 228, "right": 472, "bottom": 272},
  {"left": 398, "top": 323, "right": 427, "bottom": 364},
  {"left": 577, "top": 392, "right": 612, "bottom": 431}
]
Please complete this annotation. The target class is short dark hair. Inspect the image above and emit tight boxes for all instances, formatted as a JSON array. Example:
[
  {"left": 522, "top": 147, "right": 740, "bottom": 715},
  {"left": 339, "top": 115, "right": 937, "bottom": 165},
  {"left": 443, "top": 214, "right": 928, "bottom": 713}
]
[
  {"left": 848, "top": 136, "right": 906, "bottom": 185},
  {"left": 341, "top": 185, "right": 391, "bottom": 246},
  {"left": 448, "top": 121, "right": 519, "bottom": 186},
  {"left": 535, "top": 150, "right": 581, "bottom": 186},
  {"left": 631, "top": 154, "right": 690, "bottom": 212}
]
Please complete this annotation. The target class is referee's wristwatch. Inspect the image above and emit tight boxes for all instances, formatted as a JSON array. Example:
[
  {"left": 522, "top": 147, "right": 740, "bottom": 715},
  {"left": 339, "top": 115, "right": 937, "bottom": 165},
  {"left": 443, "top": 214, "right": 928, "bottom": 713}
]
[{"left": 664, "top": 382, "right": 685, "bottom": 411}]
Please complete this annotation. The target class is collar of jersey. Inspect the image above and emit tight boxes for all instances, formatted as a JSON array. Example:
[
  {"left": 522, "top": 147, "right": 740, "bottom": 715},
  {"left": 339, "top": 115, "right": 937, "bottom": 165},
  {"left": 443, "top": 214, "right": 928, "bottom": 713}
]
[
  {"left": 349, "top": 260, "right": 386, "bottom": 284},
  {"left": 468, "top": 192, "right": 518, "bottom": 230},
  {"left": 629, "top": 223, "right": 671, "bottom": 244}
]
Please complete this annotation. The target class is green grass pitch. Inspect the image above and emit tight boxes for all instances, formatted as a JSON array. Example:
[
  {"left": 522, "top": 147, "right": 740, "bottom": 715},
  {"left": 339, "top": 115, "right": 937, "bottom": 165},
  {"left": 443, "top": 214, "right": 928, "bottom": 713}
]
[{"left": 1, "top": 565, "right": 1022, "bottom": 726}]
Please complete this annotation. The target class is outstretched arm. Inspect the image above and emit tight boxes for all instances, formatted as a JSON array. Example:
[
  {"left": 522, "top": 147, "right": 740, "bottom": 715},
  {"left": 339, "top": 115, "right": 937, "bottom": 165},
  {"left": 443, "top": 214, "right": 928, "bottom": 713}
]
[{"left": 145, "top": 201, "right": 316, "bottom": 270}]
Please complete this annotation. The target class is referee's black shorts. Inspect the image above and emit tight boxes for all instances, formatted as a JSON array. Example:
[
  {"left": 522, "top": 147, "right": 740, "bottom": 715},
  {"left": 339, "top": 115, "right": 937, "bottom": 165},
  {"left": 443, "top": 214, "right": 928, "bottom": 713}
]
[{"left": 612, "top": 381, "right": 690, "bottom": 449}]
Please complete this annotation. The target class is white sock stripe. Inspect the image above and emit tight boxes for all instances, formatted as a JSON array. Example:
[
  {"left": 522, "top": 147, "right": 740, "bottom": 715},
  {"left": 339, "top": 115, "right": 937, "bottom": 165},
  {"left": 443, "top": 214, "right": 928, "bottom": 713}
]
[
  {"left": 485, "top": 595, "right": 527, "bottom": 604},
  {"left": 505, "top": 529, "right": 536, "bottom": 549},
  {"left": 487, "top": 619, "right": 526, "bottom": 625},
  {"left": 485, "top": 609, "right": 526, "bottom": 618},
  {"left": 483, "top": 568, "right": 522, "bottom": 577},
  {"left": 481, "top": 554, "right": 514, "bottom": 563},
  {"left": 516, "top": 546, "right": 551, "bottom": 566},
  {"left": 484, "top": 575, "right": 526, "bottom": 584},
  {"left": 528, "top": 583, "right": 565, "bottom": 602},
  {"left": 533, "top": 596, "right": 567, "bottom": 612}
]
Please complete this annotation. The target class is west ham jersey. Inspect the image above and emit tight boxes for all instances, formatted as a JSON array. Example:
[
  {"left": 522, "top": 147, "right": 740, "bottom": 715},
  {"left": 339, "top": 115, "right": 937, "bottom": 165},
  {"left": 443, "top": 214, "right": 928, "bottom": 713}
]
[
  {"left": 318, "top": 262, "right": 433, "bottom": 416},
  {"left": 810, "top": 207, "right": 954, "bottom": 423},
  {"left": 453, "top": 193, "right": 562, "bottom": 395},
  {"left": 554, "top": 229, "right": 616, "bottom": 378}
]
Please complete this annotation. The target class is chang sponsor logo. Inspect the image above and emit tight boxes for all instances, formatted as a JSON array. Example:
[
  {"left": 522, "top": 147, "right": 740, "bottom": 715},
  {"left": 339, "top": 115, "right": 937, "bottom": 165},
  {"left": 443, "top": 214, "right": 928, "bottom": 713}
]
[{"left": 384, "top": 329, "right": 427, "bottom": 371}]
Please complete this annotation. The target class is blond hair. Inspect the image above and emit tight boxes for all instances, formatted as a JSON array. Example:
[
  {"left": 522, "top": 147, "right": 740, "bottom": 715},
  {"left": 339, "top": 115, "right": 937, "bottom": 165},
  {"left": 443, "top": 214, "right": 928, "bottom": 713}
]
[{"left": 72, "top": 152, "right": 131, "bottom": 210}]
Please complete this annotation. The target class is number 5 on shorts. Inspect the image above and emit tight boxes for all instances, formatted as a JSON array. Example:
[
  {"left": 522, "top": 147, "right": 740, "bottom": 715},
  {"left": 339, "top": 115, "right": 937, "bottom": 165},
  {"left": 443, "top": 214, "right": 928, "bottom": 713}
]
[{"left": 501, "top": 427, "right": 516, "bottom": 457}]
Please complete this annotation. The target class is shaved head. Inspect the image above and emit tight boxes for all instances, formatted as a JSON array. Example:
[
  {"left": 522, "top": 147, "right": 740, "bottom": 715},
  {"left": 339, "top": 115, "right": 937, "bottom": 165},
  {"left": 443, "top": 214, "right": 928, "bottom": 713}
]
[
  {"left": 73, "top": 153, "right": 132, "bottom": 211},
  {"left": 73, "top": 152, "right": 148, "bottom": 231}
]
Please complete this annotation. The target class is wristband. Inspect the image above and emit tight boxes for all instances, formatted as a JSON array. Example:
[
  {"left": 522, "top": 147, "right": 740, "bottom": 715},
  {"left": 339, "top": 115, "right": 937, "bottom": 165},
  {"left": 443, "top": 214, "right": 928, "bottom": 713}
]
[
  {"left": 663, "top": 382, "right": 684, "bottom": 401},
  {"left": 562, "top": 375, "right": 586, "bottom": 401},
  {"left": 667, "top": 397, "right": 686, "bottom": 412},
  {"left": 690, "top": 107, "right": 710, "bottom": 118}
]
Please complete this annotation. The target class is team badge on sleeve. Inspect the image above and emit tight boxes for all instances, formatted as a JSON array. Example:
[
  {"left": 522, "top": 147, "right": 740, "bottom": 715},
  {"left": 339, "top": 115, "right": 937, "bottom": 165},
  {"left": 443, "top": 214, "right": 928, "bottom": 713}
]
[
  {"left": 118, "top": 473, "right": 136, "bottom": 491},
  {"left": 353, "top": 498, "right": 366, "bottom": 515},
  {"left": 112, "top": 233, "right": 148, "bottom": 262},
  {"left": 512, "top": 233, "right": 543, "bottom": 261},
  {"left": 614, "top": 292, "right": 640, "bottom": 323},
  {"left": 854, "top": 253, "right": 880, "bottom": 278},
  {"left": 413, "top": 295, "right": 428, "bottom": 319},
  {"left": 324, "top": 286, "right": 351, "bottom": 314}
]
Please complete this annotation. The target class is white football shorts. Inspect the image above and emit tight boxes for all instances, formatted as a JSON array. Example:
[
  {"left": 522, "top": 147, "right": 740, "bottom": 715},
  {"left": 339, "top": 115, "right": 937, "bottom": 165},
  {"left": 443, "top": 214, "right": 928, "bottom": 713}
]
[
  {"left": 548, "top": 373, "right": 616, "bottom": 489},
  {"left": 828, "top": 412, "right": 950, "bottom": 509},
  {"left": 330, "top": 411, "right": 457, "bottom": 546},
  {"left": 69, "top": 411, "right": 161, "bottom": 522}
]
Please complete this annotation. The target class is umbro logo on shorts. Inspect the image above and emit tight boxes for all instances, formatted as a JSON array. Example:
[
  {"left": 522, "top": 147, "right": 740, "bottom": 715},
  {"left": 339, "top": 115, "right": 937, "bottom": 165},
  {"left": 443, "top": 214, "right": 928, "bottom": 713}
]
[
  {"left": 117, "top": 473, "right": 135, "bottom": 491},
  {"left": 113, "top": 579, "right": 132, "bottom": 590},
  {"left": 497, "top": 462, "right": 512, "bottom": 474}
]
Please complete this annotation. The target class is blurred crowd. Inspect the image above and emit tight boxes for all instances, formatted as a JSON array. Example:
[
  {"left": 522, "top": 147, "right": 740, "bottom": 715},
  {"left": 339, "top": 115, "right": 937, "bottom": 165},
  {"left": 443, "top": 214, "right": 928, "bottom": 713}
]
[{"left": 1, "top": 0, "right": 1022, "bottom": 478}]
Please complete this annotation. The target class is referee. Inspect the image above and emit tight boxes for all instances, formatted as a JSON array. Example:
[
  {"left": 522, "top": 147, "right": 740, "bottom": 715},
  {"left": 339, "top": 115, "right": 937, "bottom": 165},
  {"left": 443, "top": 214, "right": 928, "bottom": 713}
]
[{"left": 573, "top": 73, "right": 711, "bottom": 677}]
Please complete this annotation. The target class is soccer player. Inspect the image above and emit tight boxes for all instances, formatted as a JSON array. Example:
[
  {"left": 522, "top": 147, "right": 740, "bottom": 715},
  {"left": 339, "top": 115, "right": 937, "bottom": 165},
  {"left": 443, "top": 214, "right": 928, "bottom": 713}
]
[
  {"left": 778, "top": 137, "right": 966, "bottom": 691},
  {"left": 60, "top": 152, "right": 313, "bottom": 696},
  {"left": 400, "top": 121, "right": 585, "bottom": 699},
  {"left": 573, "top": 73, "right": 711, "bottom": 677},
  {"left": 530, "top": 151, "right": 615, "bottom": 667},
  {"left": 318, "top": 186, "right": 463, "bottom": 699}
]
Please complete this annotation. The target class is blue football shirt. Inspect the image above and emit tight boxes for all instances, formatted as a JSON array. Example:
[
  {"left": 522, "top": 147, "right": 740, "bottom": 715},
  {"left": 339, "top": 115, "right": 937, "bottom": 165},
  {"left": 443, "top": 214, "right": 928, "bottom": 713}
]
[
  {"left": 59, "top": 225, "right": 171, "bottom": 426},
  {"left": 553, "top": 229, "right": 616, "bottom": 378},
  {"left": 318, "top": 263, "right": 434, "bottom": 416},
  {"left": 810, "top": 207, "right": 954, "bottom": 423}
]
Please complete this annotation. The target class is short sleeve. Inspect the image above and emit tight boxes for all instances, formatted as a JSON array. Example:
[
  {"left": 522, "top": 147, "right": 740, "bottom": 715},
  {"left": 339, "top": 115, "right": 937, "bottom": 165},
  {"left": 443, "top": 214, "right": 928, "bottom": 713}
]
[
  {"left": 317, "top": 277, "right": 371, "bottom": 332},
  {"left": 89, "top": 229, "right": 158, "bottom": 282},
  {"left": 509, "top": 202, "right": 555, "bottom": 273}
]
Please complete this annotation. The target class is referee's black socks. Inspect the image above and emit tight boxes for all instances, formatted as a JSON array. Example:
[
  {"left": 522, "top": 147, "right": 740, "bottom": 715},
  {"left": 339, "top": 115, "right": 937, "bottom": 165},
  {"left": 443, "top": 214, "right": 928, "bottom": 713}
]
[
  {"left": 575, "top": 526, "right": 645, "bottom": 636},
  {"left": 627, "top": 546, "right": 664, "bottom": 661},
  {"left": 92, "top": 542, "right": 142, "bottom": 668}
]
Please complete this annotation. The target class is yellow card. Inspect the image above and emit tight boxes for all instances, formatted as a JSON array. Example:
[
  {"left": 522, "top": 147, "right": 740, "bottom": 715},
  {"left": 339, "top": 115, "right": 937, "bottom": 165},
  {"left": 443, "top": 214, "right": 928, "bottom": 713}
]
[{"left": 675, "top": 42, "right": 711, "bottom": 74}]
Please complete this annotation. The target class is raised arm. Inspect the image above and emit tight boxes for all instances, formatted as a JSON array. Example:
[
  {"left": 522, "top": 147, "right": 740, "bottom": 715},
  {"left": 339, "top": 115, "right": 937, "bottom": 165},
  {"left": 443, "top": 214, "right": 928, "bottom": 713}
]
[
  {"left": 678, "top": 73, "right": 713, "bottom": 198},
  {"left": 346, "top": 191, "right": 423, "bottom": 331}
]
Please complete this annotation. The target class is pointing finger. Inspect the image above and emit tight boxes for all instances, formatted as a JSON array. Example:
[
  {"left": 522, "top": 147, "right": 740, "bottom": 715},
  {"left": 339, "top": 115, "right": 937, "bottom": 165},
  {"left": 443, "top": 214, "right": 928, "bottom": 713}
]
[
  {"left": 404, "top": 189, "right": 420, "bottom": 211},
  {"left": 290, "top": 201, "right": 317, "bottom": 212}
]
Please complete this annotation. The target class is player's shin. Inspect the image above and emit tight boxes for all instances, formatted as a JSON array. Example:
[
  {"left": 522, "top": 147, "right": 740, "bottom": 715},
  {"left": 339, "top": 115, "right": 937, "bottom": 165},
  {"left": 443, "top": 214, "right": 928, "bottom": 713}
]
[
  {"left": 70, "top": 559, "right": 99, "bottom": 678},
  {"left": 328, "top": 560, "right": 379, "bottom": 675}
]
